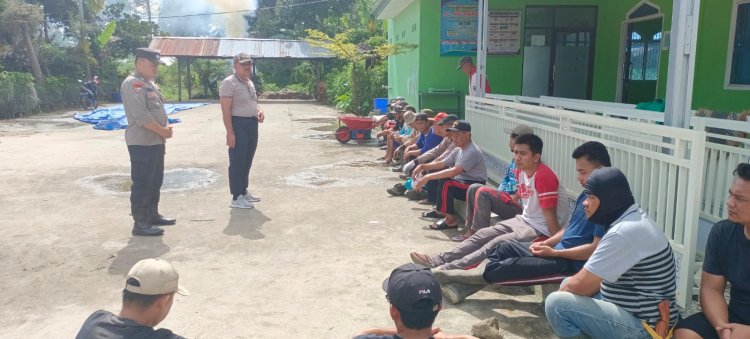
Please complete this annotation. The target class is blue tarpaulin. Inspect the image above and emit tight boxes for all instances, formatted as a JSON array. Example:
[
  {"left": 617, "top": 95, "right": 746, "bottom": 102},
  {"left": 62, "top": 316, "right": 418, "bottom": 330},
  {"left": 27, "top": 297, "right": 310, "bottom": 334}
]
[{"left": 74, "top": 103, "right": 209, "bottom": 130}]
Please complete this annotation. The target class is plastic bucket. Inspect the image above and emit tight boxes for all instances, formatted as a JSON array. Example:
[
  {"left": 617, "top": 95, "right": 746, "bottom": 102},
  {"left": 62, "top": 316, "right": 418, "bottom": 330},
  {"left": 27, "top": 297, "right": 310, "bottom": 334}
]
[{"left": 373, "top": 98, "right": 388, "bottom": 114}]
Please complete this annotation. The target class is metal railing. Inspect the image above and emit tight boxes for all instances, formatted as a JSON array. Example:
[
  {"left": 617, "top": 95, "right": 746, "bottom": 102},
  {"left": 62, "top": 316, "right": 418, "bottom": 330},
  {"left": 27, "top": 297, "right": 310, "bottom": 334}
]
[
  {"left": 692, "top": 117, "right": 750, "bottom": 222},
  {"left": 466, "top": 96, "right": 707, "bottom": 308}
]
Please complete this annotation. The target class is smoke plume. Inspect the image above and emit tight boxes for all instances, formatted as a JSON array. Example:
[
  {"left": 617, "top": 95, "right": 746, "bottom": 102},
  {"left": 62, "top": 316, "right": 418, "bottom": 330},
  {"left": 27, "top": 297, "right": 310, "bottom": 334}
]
[{"left": 158, "top": 0, "right": 258, "bottom": 38}]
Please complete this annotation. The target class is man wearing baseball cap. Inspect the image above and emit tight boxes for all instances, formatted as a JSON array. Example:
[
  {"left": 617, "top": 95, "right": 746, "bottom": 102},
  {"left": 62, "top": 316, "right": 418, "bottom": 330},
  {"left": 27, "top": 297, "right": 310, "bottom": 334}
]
[
  {"left": 413, "top": 120, "right": 487, "bottom": 230},
  {"left": 354, "top": 263, "right": 477, "bottom": 339},
  {"left": 221, "top": 52, "right": 266, "bottom": 209},
  {"left": 451, "top": 124, "right": 534, "bottom": 241},
  {"left": 456, "top": 56, "right": 491, "bottom": 97},
  {"left": 407, "top": 114, "right": 461, "bottom": 203},
  {"left": 76, "top": 258, "right": 188, "bottom": 339}
]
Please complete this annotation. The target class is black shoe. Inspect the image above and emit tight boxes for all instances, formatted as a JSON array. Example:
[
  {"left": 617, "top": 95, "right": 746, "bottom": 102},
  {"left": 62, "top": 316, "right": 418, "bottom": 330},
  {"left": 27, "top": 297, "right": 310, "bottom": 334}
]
[
  {"left": 391, "top": 166, "right": 403, "bottom": 172},
  {"left": 406, "top": 190, "right": 427, "bottom": 201},
  {"left": 421, "top": 209, "right": 443, "bottom": 219},
  {"left": 387, "top": 185, "right": 407, "bottom": 196},
  {"left": 149, "top": 215, "right": 176, "bottom": 226},
  {"left": 399, "top": 174, "right": 408, "bottom": 180},
  {"left": 132, "top": 223, "right": 164, "bottom": 236}
]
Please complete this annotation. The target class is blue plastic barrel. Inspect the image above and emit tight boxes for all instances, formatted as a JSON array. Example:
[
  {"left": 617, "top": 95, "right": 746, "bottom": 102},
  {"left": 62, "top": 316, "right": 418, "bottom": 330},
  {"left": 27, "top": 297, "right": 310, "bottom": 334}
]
[{"left": 373, "top": 98, "right": 388, "bottom": 114}]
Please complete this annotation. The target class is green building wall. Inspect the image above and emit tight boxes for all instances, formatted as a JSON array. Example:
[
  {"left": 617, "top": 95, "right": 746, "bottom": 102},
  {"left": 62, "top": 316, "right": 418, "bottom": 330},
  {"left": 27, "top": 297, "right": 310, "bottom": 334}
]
[
  {"left": 693, "top": 0, "right": 750, "bottom": 112},
  {"left": 386, "top": 0, "right": 748, "bottom": 114}
]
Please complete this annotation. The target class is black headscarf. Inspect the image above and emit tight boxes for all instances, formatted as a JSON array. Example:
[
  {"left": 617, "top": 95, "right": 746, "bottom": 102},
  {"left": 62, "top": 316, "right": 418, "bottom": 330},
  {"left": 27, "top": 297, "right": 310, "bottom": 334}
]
[{"left": 584, "top": 167, "right": 635, "bottom": 228}]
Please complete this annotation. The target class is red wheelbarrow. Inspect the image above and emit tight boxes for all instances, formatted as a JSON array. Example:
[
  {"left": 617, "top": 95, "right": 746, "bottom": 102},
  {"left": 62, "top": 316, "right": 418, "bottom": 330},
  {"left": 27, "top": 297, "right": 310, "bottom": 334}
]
[{"left": 335, "top": 115, "right": 375, "bottom": 144}]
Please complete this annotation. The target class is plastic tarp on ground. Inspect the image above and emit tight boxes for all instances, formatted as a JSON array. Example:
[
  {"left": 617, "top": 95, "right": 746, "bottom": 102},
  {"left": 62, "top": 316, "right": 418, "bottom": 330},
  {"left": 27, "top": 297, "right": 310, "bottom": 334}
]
[{"left": 74, "top": 103, "right": 209, "bottom": 130}]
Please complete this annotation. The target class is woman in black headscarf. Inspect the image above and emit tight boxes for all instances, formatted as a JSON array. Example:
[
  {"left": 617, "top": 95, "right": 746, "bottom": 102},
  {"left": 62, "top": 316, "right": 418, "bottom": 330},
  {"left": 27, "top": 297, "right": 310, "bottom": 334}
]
[{"left": 545, "top": 167, "right": 680, "bottom": 339}]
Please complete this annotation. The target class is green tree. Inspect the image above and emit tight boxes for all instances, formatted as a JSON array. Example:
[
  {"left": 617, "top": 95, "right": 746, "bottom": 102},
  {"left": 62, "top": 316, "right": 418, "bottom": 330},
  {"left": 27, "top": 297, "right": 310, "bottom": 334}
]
[
  {"left": 0, "top": 0, "right": 45, "bottom": 82},
  {"left": 306, "top": 29, "right": 415, "bottom": 114},
  {"left": 100, "top": 3, "right": 159, "bottom": 60}
]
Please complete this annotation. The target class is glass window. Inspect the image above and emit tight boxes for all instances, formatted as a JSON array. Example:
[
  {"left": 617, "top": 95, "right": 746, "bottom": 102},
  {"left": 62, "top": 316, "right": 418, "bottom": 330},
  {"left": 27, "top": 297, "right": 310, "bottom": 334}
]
[
  {"left": 730, "top": 2, "right": 750, "bottom": 85},
  {"left": 555, "top": 7, "right": 596, "bottom": 28},
  {"left": 526, "top": 7, "right": 553, "bottom": 28}
]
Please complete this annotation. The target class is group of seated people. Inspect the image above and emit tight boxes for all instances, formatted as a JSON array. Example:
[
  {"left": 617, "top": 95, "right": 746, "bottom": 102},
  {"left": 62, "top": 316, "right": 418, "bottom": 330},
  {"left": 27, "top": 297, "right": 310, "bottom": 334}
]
[
  {"left": 75, "top": 100, "right": 750, "bottom": 338},
  {"left": 357, "top": 100, "right": 750, "bottom": 339}
]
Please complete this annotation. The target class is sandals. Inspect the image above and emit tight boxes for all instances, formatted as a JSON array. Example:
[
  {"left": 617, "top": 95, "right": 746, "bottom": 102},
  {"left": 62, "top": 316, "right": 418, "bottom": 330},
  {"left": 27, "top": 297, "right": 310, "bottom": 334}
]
[
  {"left": 430, "top": 218, "right": 459, "bottom": 230},
  {"left": 451, "top": 234, "right": 470, "bottom": 242},
  {"left": 422, "top": 210, "right": 443, "bottom": 219}
]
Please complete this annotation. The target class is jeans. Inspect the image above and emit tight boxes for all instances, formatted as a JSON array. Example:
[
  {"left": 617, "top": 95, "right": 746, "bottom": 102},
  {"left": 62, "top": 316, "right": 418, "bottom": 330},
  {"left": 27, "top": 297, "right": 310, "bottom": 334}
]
[
  {"left": 482, "top": 241, "right": 576, "bottom": 283},
  {"left": 228, "top": 116, "right": 258, "bottom": 199},
  {"left": 545, "top": 291, "right": 650, "bottom": 339},
  {"left": 128, "top": 144, "right": 165, "bottom": 223}
]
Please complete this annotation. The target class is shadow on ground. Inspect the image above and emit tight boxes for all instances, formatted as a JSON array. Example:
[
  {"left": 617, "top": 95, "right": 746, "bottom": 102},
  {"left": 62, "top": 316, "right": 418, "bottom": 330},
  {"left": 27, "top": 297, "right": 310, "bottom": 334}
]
[
  {"left": 223, "top": 208, "right": 270, "bottom": 240},
  {"left": 107, "top": 236, "right": 171, "bottom": 275}
]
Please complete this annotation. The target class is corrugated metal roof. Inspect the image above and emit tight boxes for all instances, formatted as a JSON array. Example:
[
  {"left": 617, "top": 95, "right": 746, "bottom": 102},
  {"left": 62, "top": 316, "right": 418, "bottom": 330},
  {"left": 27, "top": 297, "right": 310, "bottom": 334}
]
[{"left": 149, "top": 37, "right": 334, "bottom": 59}]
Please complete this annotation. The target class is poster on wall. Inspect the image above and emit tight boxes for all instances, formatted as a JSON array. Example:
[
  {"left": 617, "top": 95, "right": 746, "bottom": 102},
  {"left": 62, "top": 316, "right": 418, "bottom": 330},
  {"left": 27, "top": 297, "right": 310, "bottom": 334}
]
[
  {"left": 440, "top": 0, "right": 521, "bottom": 56},
  {"left": 487, "top": 10, "right": 521, "bottom": 55},
  {"left": 440, "top": 0, "right": 479, "bottom": 56}
]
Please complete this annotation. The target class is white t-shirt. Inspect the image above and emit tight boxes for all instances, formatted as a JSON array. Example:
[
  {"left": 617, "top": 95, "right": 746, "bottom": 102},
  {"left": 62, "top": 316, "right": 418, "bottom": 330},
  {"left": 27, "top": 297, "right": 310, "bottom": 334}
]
[{"left": 516, "top": 163, "right": 569, "bottom": 235}]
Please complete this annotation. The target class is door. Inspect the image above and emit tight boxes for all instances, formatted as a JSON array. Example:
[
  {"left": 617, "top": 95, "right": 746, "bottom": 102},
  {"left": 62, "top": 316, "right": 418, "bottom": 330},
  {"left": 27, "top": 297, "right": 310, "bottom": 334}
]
[
  {"left": 552, "top": 30, "right": 593, "bottom": 99},
  {"left": 522, "top": 6, "right": 597, "bottom": 99},
  {"left": 621, "top": 18, "right": 663, "bottom": 104}
]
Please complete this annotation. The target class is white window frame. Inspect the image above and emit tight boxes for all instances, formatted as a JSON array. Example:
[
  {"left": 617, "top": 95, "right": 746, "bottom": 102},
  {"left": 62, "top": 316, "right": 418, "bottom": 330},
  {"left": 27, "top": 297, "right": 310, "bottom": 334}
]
[{"left": 725, "top": 0, "right": 750, "bottom": 90}]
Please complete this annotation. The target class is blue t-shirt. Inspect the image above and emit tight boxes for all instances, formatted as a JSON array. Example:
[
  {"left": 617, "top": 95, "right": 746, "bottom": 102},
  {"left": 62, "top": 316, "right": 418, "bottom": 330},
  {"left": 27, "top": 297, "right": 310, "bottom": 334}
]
[
  {"left": 555, "top": 193, "right": 606, "bottom": 270},
  {"left": 498, "top": 160, "right": 519, "bottom": 194},
  {"left": 703, "top": 220, "right": 750, "bottom": 324},
  {"left": 399, "top": 124, "right": 412, "bottom": 136},
  {"left": 416, "top": 127, "right": 443, "bottom": 154}
]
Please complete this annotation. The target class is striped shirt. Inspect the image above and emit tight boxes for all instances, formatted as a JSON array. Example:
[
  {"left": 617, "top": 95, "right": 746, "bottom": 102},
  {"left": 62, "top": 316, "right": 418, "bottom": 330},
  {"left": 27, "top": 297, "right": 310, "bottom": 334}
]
[{"left": 585, "top": 205, "right": 680, "bottom": 327}]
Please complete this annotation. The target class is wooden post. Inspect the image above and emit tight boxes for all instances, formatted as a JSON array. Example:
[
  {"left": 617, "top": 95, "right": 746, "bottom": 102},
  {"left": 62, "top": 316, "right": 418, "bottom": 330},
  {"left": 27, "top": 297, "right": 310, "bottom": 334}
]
[
  {"left": 186, "top": 58, "right": 192, "bottom": 100},
  {"left": 177, "top": 58, "right": 182, "bottom": 102}
]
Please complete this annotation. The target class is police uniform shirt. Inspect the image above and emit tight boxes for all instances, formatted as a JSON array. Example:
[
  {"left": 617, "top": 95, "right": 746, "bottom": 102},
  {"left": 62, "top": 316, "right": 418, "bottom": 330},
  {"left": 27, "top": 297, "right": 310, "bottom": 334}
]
[
  {"left": 219, "top": 74, "right": 258, "bottom": 118},
  {"left": 121, "top": 72, "right": 168, "bottom": 146}
]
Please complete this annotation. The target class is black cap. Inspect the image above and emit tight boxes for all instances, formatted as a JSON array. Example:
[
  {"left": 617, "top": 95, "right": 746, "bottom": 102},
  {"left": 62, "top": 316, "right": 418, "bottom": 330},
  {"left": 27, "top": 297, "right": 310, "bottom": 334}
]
[
  {"left": 382, "top": 264, "right": 441, "bottom": 313},
  {"left": 414, "top": 113, "right": 429, "bottom": 122},
  {"left": 135, "top": 47, "right": 164, "bottom": 65},
  {"left": 456, "top": 56, "right": 473, "bottom": 70},
  {"left": 447, "top": 120, "right": 471, "bottom": 132},
  {"left": 437, "top": 114, "right": 459, "bottom": 126},
  {"left": 393, "top": 106, "right": 405, "bottom": 113}
]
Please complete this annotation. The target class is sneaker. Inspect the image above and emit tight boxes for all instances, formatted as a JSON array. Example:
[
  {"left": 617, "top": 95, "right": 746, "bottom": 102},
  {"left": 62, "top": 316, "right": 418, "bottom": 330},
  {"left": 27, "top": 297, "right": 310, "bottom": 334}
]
[
  {"left": 230, "top": 197, "right": 254, "bottom": 209},
  {"left": 242, "top": 193, "right": 261, "bottom": 202}
]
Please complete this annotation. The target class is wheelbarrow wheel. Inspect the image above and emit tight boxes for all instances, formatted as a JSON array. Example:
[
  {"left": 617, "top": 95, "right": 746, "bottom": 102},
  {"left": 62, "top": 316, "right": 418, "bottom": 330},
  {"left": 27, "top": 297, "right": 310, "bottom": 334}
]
[{"left": 335, "top": 126, "right": 351, "bottom": 144}]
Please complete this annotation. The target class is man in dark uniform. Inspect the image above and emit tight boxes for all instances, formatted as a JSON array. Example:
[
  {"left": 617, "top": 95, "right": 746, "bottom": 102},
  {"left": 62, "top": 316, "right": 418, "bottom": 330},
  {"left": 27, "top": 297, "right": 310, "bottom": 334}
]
[{"left": 121, "top": 47, "right": 176, "bottom": 236}]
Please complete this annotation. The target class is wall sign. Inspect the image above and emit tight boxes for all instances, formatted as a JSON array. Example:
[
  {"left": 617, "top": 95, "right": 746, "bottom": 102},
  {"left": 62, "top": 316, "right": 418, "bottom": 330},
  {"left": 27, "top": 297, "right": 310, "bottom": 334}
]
[{"left": 440, "top": 0, "right": 521, "bottom": 56}]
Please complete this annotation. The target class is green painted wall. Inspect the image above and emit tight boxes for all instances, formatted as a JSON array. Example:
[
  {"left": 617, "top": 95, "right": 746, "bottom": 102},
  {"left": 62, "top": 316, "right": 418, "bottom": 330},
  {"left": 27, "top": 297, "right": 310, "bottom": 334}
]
[
  {"left": 388, "top": 1, "right": 421, "bottom": 106},
  {"left": 693, "top": 1, "right": 750, "bottom": 112},
  {"left": 386, "top": 0, "right": 746, "bottom": 112}
]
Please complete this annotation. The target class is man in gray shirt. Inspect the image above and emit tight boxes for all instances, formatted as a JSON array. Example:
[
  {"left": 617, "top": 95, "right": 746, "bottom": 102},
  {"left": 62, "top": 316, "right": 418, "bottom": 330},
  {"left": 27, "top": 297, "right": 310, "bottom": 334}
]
[
  {"left": 220, "top": 53, "right": 266, "bottom": 209},
  {"left": 121, "top": 48, "right": 175, "bottom": 236},
  {"left": 413, "top": 120, "right": 487, "bottom": 229}
]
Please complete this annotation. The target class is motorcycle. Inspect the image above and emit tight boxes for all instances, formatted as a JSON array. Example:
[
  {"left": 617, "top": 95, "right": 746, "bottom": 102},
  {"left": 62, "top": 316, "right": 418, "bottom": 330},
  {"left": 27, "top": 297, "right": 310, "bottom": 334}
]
[{"left": 79, "top": 79, "right": 98, "bottom": 110}]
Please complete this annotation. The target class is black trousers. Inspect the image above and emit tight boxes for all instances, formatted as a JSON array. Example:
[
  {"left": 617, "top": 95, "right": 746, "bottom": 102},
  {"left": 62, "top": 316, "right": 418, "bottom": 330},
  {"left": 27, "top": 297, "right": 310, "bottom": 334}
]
[
  {"left": 435, "top": 178, "right": 485, "bottom": 215},
  {"left": 229, "top": 116, "right": 259, "bottom": 198},
  {"left": 482, "top": 241, "right": 577, "bottom": 283},
  {"left": 128, "top": 144, "right": 165, "bottom": 223}
]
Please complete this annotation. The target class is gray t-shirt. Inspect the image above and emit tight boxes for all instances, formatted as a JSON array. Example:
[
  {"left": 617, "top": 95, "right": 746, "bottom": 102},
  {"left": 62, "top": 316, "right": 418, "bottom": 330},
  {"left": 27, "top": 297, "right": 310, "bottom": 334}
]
[
  {"left": 219, "top": 74, "right": 258, "bottom": 117},
  {"left": 584, "top": 204, "right": 679, "bottom": 327},
  {"left": 444, "top": 142, "right": 487, "bottom": 182},
  {"left": 121, "top": 73, "right": 168, "bottom": 146},
  {"left": 76, "top": 310, "right": 184, "bottom": 339}
]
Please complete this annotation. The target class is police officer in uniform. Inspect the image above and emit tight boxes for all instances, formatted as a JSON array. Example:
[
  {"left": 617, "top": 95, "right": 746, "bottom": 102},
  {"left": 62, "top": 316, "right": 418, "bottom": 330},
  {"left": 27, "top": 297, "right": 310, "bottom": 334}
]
[{"left": 121, "top": 48, "right": 176, "bottom": 236}]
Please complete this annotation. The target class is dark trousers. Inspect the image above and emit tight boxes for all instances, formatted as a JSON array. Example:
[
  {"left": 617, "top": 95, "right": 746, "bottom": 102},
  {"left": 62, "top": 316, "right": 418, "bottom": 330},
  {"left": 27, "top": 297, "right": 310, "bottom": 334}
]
[
  {"left": 436, "top": 178, "right": 485, "bottom": 215},
  {"left": 482, "top": 241, "right": 577, "bottom": 283},
  {"left": 128, "top": 144, "right": 165, "bottom": 223},
  {"left": 229, "top": 116, "right": 259, "bottom": 198}
]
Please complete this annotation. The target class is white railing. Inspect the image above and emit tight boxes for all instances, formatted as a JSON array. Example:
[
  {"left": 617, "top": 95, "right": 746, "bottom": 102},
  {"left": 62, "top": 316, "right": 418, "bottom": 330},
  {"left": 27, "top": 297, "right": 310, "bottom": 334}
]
[
  {"left": 483, "top": 95, "right": 750, "bottom": 230},
  {"left": 466, "top": 96, "right": 707, "bottom": 308},
  {"left": 692, "top": 117, "right": 750, "bottom": 223}
]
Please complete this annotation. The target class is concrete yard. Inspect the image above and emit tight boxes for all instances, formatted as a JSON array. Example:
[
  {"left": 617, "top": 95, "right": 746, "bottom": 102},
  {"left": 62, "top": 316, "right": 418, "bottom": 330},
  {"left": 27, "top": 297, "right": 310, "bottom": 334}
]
[{"left": 0, "top": 101, "right": 554, "bottom": 338}]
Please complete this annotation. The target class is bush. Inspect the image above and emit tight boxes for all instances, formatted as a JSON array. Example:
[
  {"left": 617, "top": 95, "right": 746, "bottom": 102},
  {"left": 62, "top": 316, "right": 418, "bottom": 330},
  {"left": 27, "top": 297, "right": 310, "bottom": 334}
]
[
  {"left": 285, "top": 83, "right": 308, "bottom": 93},
  {"left": 0, "top": 72, "right": 39, "bottom": 119},
  {"left": 34, "top": 76, "right": 80, "bottom": 112}
]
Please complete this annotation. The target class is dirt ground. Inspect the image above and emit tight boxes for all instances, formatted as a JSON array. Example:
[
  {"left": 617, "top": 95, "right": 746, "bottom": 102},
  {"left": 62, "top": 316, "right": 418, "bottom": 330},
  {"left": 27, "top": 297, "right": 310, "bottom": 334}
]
[{"left": 0, "top": 102, "right": 554, "bottom": 338}]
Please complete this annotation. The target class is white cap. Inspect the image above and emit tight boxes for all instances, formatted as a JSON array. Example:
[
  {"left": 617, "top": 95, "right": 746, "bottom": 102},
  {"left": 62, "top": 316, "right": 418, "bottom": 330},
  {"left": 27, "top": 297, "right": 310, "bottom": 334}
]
[{"left": 125, "top": 258, "right": 189, "bottom": 296}]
